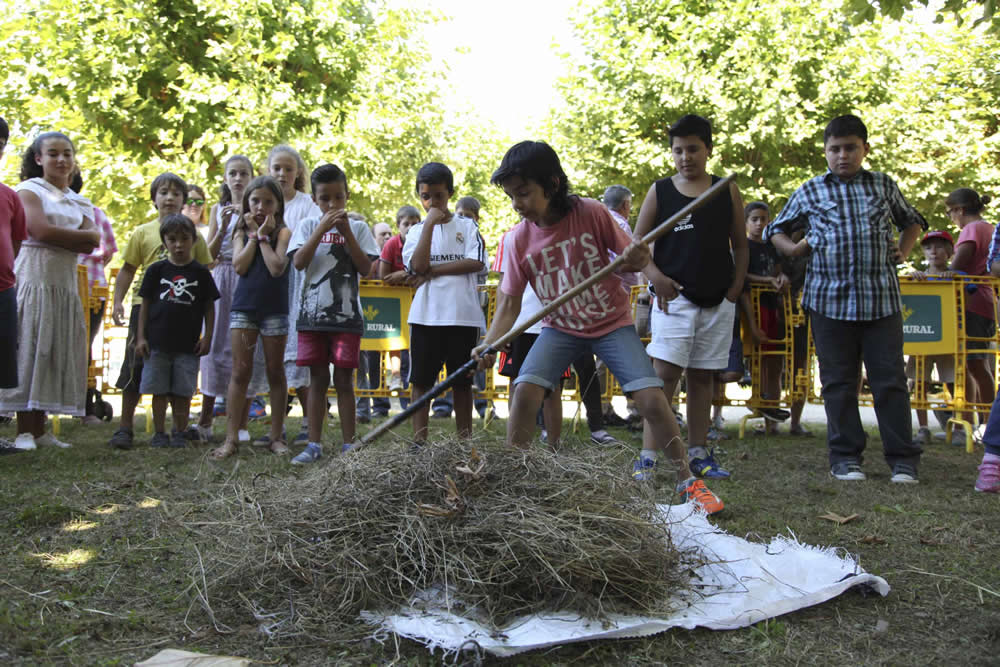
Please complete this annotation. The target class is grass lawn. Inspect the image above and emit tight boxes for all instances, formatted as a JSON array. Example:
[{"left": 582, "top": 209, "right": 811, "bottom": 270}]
[{"left": 0, "top": 410, "right": 998, "bottom": 665}]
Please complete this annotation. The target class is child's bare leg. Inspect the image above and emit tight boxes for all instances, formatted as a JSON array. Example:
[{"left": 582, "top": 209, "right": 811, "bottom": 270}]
[
  {"left": 390, "top": 350, "right": 402, "bottom": 374},
  {"left": 333, "top": 367, "right": 356, "bottom": 444},
  {"left": 542, "top": 387, "right": 563, "bottom": 447},
  {"left": 120, "top": 390, "right": 140, "bottom": 432},
  {"left": 307, "top": 364, "right": 330, "bottom": 443},
  {"left": 198, "top": 394, "right": 214, "bottom": 428},
  {"left": 169, "top": 394, "right": 191, "bottom": 432},
  {"left": 636, "top": 387, "right": 686, "bottom": 485},
  {"left": 764, "top": 356, "right": 782, "bottom": 432},
  {"left": 411, "top": 384, "right": 431, "bottom": 443},
  {"left": 507, "top": 382, "right": 545, "bottom": 449},
  {"left": 262, "top": 335, "right": 288, "bottom": 442},
  {"left": 685, "top": 368, "right": 714, "bottom": 447},
  {"left": 916, "top": 409, "right": 928, "bottom": 427},
  {"left": 453, "top": 384, "right": 474, "bottom": 439},
  {"left": 152, "top": 395, "right": 168, "bottom": 433},
  {"left": 226, "top": 328, "right": 257, "bottom": 444}
]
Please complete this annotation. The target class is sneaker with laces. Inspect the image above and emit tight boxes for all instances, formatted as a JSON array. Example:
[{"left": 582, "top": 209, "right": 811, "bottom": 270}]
[
  {"left": 0, "top": 437, "right": 25, "bottom": 454},
  {"left": 340, "top": 442, "right": 354, "bottom": 454},
  {"left": 213, "top": 399, "right": 226, "bottom": 417},
  {"left": 758, "top": 406, "right": 790, "bottom": 422},
  {"left": 293, "top": 430, "right": 309, "bottom": 446},
  {"left": 890, "top": 462, "right": 918, "bottom": 484},
  {"left": 169, "top": 431, "right": 188, "bottom": 448},
  {"left": 690, "top": 449, "right": 730, "bottom": 479},
  {"left": 679, "top": 479, "right": 724, "bottom": 515},
  {"left": 291, "top": 443, "right": 322, "bottom": 465},
  {"left": 706, "top": 426, "right": 728, "bottom": 442},
  {"left": 951, "top": 428, "right": 969, "bottom": 448},
  {"left": 36, "top": 432, "right": 71, "bottom": 448},
  {"left": 253, "top": 430, "right": 285, "bottom": 448},
  {"left": 109, "top": 428, "right": 134, "bottom": 450},
  {"left": 388, "top": 373, "right": 404, "bottom": 392},
  {"left": 830, "top": 460, "right": 866, "bottom": 481},
  {"left": 150, "top": 432, "right": 170, "bottom": 448},
  {"left": 13, "top": 433, "right": 37, "bottom": 451},
  {"left": 974, "top": 458, "right": 1000, "bottom": 493},
  {"left": 590, "top": 430, "right": 620, "bottom": 445},
  {"left": 914, "top": 426, "right": 931, "bottom": 446},
  {"left": 631, "top": 456, "right": 657, "bottom": 481}
]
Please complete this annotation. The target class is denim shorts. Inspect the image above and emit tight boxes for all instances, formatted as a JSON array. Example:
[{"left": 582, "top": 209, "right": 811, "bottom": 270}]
[
  {"left": 139, "top": 350, "right": 199, "bottom": 397},
  {"left": 515, "top": 325, "right": 663, "bottom": 395},
  {"left": 230, "top": 310, "right": 289, "bottom": 337}
]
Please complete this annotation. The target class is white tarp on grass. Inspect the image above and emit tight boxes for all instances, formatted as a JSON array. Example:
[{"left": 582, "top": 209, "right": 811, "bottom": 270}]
[{"left": 363, "top": 503, "right": 890, "bottom": 657}]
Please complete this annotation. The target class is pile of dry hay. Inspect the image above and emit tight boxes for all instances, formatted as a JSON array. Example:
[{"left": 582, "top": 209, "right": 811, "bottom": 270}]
[{"left": 195, "top": 439, "right": 693, "bottom": 638}]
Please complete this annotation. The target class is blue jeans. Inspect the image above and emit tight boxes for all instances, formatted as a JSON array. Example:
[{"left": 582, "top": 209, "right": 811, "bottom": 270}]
[
  {"left": 980, "top": 390, "right": 1000, "bottom": 456},
  {"left": 516, "top": 325, "right": 663, "bottom": 395},
  {"left": 356, "top": 350, "right": 390, "bottom": 417}
]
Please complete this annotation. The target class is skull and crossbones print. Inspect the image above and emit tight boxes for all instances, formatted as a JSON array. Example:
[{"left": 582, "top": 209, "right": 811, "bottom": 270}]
[{"left": 160, "top": 275, "right": 199, "bottom": 303}]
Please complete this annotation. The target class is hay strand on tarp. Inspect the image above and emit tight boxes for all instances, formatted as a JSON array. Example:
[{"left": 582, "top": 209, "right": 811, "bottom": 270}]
[{"left": 192, "top": 438, "right": 693, "bottom": 639}]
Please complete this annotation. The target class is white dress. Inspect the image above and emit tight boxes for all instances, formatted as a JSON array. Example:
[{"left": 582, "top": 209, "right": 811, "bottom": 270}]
[{"left": 0, "top": 178, "right": 92, "bottom": 415}]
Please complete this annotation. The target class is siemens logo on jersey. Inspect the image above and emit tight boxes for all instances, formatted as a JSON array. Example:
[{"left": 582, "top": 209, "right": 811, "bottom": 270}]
[{"left": 430, "top": 254, "right": 464, "bottom": 262}]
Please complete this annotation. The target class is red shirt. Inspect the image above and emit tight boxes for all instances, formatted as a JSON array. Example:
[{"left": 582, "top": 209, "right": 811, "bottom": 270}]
[
  {"left": 0, "top": 184, "right": 28, "bottom": 291},
  {"left": 379, "top": 233, "right": 405, "bottom": 273}
]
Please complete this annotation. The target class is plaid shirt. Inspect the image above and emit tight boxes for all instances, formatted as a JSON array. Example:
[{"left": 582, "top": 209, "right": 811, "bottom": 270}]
[
  {"left": 77, "top": 206, "right": 118, "bottom": 288},
  {"left": 987, "top": 223, "right": 1000, "bottom": 273},
  {"left": 763, "top": 169, "right": 926, "bottom": 321}
]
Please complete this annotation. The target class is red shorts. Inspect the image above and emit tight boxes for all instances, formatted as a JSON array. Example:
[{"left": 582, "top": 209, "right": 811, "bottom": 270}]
[
  {"left": 296, "top": 331, "right": 362, "bottom": 368},
  {"left": 758, "top": 306, "right": 782, "bottom": 351}
]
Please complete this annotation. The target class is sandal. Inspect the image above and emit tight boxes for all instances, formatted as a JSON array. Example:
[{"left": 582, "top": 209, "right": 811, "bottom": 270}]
[
  {"left": 210, "top": 440, "right": 238, "bottom": 460},
  {"left": 269, "top": 439, "right": 289, "bottom": 455}
]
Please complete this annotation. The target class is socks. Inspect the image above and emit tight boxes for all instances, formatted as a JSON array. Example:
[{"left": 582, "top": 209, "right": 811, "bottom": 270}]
[
  {"left": 675, "top": 476, "right": 696, "bottom": 493},
  {"left": 688, "top": 445, "right": 709, "bottom": 459}
]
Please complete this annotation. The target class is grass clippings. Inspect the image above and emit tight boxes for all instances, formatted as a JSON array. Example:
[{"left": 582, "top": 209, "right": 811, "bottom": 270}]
[{"left": 195, "top": 439, "right": 690, "bottom": 639}]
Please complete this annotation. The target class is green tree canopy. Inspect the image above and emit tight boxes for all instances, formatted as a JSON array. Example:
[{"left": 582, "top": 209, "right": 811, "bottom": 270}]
[{"left": 547, "top": 0, "right": 999, "bottom": 258}]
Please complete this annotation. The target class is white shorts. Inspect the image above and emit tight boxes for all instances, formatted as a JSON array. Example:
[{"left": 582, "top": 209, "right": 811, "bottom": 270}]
[{"left": 647, "top": 294, "right": 735, "bottom": 369}]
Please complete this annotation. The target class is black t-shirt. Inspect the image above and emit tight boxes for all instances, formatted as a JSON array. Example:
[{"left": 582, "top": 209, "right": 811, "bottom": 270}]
[
  {"left": 139, "top": 259, "right": 220, "bottom": 353},
  {"left": 747, "top": 238, "right": 780, "bottom": 309},
  {"left": 652, "top": 175, "right": 734, "bottom": 307}
]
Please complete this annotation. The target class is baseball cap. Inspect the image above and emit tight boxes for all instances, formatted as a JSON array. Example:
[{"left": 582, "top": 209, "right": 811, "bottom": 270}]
[{"left": 921, "top": 230, "right": 953, "bottom": 245}]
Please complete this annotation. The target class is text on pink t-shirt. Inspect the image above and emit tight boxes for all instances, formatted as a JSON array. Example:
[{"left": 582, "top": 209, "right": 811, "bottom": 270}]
[{"left": 500, "top": 197, "right": 634, "bottom": 338}]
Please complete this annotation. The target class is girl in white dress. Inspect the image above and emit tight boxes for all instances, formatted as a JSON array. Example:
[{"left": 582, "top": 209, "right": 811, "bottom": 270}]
[
  {"left": 264, "top": 145, "right": 320, "bottom": 445},
  {"left": 1, "top": 132, "right": 100, "bottom": 449}
]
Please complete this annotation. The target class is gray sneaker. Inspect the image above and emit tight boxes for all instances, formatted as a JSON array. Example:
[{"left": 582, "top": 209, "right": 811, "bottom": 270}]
[
  {"left": 291, "top": 443, "right": 322, "bottom": 465},
  {"left": 109, "top": 428, "right": 134, "bottom": 450},
  {"left": 890, "top": 462, "right": 919, "bottom": 484},
  {"left": 150, "top": 432, "right": 170, "bottom": 448},
  {"left": 914, "top": 426, "right": 931, "bottom": 446},
  {"left": 169, "top": 431, "right": 188, "bottom": 448},
  {"left": 951, "top": 428, "right": 968, "bottom": 448},
  {"left": 830, "top": 460, "right": 866, "bottom": 481}
]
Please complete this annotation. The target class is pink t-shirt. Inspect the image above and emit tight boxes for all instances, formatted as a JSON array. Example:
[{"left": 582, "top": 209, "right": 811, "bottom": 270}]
[
  {"left": 500, "top": 197, "right": 633, "bottom": 338},
  {"left": 0, "top": 184, "right": 28, "bottom": 291},
  {"left": 956, "top": 220, "right": 995, "bottom": 320}
]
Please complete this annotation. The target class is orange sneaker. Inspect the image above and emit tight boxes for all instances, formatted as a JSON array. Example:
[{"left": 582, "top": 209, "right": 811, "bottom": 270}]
[{"left": 679, "top": 479, "right": 724, "bottom": 515}]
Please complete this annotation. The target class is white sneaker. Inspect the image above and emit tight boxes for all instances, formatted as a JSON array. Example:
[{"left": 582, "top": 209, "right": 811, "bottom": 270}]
[
  {"left": 238, "top": 429, "right": 251, "bottom": 443},
  {"left": 388, "top": 373, "right": 404, "bottom": 392},
  {"left": 13, "top": 433, "right": 37, "bottom": 450},
  {"left": 196, "top": 425, "right": 213, "bottom": 442},
  {"left": 36, "top": 432, "right": 71, "bottom": 448}
]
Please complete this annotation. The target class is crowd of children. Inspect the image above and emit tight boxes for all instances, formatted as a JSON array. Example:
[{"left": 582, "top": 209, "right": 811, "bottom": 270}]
[{"left": 2, "top": 111, "right": 999, "bottom": 505}]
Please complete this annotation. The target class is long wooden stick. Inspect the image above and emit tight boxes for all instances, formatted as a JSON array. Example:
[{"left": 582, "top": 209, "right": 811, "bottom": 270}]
[{"left": 356, "top": 174, "right": 736, "bottom": 447}]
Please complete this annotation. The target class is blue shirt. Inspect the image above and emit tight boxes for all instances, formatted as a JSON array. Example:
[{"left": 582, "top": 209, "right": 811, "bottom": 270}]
[{"left": 763, "top": 169, "right": 926, "bottom": 321}]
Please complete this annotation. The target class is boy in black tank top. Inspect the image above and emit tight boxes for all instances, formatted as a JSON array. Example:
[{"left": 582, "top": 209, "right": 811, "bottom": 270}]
[{"left": 633, "top": 115, "right": 749, "bottom": 480}]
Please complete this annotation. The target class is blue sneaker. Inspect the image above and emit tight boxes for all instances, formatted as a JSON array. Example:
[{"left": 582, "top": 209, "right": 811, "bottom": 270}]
[
  {"left": 248, "top": 397, "right": 267, "bottom": 420},
  {"left": 213, "top": 398, "right": 226, "bottom": 417},
  {"left": 291, "top": 443, "right": 322, "bottom": 465},
  {"left": 690, "top": 449, "right": 730, "bottom": 479},
  {"left": 341, "top": 442, "right": 354, "bottom": 454},
  {"left": 631, "top": 456, "right": 657, "bottom": 481}
]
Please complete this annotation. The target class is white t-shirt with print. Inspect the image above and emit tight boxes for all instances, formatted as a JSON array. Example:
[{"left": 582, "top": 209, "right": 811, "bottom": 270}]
[
  {"left": 403, "top": 213, "right": 486, "bottom": 328},
  {"left": 288, "top": 216, "right": 379, "bottom": 335}
]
